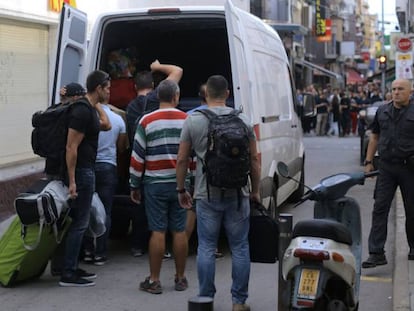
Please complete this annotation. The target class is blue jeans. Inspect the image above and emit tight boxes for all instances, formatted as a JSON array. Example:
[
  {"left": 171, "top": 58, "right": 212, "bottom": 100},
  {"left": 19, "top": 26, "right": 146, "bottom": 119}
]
[
  {"left": 94, "top": 162, "right": 118, "bottom": 256},
  {"left": 196, "top": 196, "right": 250, "bottom": 304},
  {"left": 63, "top": 168, "right": 95, "bottom": 277}
]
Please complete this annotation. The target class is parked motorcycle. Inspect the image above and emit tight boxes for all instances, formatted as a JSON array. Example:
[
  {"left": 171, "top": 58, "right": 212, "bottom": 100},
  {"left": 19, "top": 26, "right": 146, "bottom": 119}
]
[{"left": 277, "top": 162, "right": 378, "bottom": 311}]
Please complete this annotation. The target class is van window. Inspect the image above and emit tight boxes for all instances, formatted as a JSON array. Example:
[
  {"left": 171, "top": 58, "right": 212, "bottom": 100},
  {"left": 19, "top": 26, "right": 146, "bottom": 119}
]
[{"left": 252, "top": 53, "right": 292, "bottom": 121}]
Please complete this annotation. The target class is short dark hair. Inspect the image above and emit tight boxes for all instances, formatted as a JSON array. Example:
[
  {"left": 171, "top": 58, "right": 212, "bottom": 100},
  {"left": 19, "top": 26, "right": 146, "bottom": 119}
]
[
  {"left": 157, "top": 80, "right": 180, "bottom": 102},
  {"left": 86, "top": 70, "right": 110, "bottom": 92},
  {"left": 206, "top": 75, "right": 228, "bottom": 99},
  {"left": 134, "top": 71, "right": 153, "bottom": 90},
  {"left": 198, "top": 83, "right": 207, "bottom": 100}
]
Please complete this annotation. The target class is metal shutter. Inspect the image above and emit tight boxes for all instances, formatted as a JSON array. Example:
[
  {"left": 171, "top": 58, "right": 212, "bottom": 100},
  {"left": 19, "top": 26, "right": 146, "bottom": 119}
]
[{"left": 0, "top": 18, "right": 48, "bottom": 166}]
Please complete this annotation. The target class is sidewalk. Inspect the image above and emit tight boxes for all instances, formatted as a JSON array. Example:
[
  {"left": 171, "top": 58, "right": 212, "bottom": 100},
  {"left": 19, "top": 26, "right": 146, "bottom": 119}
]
[{"left": 393, "top": 189, "right": 412, "bottom": 311}]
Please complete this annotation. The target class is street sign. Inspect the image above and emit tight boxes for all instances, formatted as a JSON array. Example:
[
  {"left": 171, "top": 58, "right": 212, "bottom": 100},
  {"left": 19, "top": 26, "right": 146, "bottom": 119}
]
[
  {"left": 397, "top": 37, "right": 412, "bottom": 52},
  {"left": 395, "top": 52, "right": 413, "bottom": 79}
]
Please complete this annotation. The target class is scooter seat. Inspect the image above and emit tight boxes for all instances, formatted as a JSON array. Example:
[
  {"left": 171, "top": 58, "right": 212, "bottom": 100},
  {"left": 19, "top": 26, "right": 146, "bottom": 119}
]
[{"left": 292, "top": 219, "right": 352, "bottom": 245}]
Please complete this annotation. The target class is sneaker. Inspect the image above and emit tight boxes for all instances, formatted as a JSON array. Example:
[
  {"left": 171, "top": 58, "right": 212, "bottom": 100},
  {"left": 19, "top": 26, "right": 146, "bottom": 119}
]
[
  {"left": 232, "top": 303, "right": 250, "bottom": 311},
  {"left": 174, "top": 276, "right": 188, "bottom": 291},
  {"left": 362, "top": 253, "right": 387, "bottom": 268},
  {"left": 163, "top": 251, "right": 172, "bottom": 261},
  {"left": 93, "top": 256, "right": 107, "bottom": 266},
  {"left": 51, "top": 268, "right": 96, "bottom": 280},
  {"left": 83, "top": 251, "right": 95, "bottom": 264},
  {"left": 139, "top": 277, "right": 163, "bottom": 294},
  {"left": 76, "top": 268, "right": 97, "bottom": 280},
  {"left": 131, "top": 248, "right": 144, "bottom": 257},
  {"left": 59, "top": 275, "right": 95, "bottom": 287}
]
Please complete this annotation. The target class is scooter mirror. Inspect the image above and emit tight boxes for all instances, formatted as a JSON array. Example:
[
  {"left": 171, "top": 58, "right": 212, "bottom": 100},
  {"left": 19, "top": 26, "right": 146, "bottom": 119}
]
[{"left": 277, "top": 162, "right": 290, "bottom": 178}]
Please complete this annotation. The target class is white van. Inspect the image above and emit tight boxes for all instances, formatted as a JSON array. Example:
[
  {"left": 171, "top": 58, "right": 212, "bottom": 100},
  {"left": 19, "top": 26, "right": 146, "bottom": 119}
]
[{"left": 53, "top": 0, "right": 309, "bottom": 217}]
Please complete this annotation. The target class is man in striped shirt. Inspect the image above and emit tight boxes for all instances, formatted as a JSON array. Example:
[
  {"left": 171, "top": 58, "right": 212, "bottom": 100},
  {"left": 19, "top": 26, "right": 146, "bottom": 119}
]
[{"left": 130, "top": 79, "right": 192, "bottom": 294}]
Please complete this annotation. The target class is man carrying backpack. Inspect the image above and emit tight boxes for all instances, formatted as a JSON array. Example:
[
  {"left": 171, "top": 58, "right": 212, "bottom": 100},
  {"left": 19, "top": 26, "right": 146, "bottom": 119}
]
[
  {"left": 45, "top": 83, "right": 86, "bottom": 177},
  {"left": 176, "top": 75, "right": 261, "bottom": 311},
  {"left": 59, "top": 70, "right": 111, "bottom": 287}
]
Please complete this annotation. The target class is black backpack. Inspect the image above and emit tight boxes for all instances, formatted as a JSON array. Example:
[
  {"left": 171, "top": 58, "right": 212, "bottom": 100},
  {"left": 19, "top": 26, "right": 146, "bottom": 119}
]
[
  {"left": 198, "top": 109, "right": 251, "bottom": 198},
  {"left": 31, "top": 99, "right": 90, "bottom": 176}
]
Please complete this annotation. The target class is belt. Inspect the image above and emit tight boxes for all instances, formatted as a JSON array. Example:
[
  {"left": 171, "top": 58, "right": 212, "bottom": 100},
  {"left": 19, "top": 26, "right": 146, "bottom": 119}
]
[{"left": 381, "top": 158, "right": 408, "bottom": 165}]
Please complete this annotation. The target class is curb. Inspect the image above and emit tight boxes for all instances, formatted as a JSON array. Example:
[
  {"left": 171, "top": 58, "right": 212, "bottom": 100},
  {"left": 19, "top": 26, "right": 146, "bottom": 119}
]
[{"left": 393, "top": 189, "right": 410, "bottom": 311}]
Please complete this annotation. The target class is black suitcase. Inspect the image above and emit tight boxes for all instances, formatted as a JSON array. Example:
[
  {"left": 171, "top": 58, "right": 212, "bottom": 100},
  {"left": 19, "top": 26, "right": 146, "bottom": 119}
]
[
  {"left": 248, "top": 200, "right": 279, "bottom": 263},
  {"left": 110, "top": 195, "right": 132, "bottom": 239}
]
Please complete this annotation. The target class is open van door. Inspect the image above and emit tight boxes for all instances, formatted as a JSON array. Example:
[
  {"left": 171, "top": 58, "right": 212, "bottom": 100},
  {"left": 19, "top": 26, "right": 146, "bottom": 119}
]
[
  {"left": 51, "top": 3, "right": 87, "bottom": 106},
  {"left": 224, "top": 0, "right": 254, "bottom": 116}
]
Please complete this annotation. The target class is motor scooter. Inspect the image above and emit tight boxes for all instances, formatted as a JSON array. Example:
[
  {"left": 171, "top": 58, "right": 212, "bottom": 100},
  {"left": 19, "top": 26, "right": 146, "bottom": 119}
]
[{"left": 277, "top": 162, "right": 378, "bottom": 311}]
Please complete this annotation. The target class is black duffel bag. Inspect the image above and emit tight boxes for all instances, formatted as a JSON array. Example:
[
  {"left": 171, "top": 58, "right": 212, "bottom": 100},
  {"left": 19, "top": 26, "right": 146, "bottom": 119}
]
[{"left": 248, "top": 200, "right": 279, "bottom": 263}]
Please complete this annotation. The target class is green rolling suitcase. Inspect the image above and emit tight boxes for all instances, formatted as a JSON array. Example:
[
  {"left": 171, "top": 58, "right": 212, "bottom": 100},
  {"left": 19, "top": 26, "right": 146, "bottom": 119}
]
[{"left": 0, "top": 215, "right": 71, "bottom": 287}]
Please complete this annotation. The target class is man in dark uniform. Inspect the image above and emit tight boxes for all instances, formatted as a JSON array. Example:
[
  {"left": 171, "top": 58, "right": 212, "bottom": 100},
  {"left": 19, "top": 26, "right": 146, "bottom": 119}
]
[{"left": 362, "top": 78, "right": 414, "bottom": 268}]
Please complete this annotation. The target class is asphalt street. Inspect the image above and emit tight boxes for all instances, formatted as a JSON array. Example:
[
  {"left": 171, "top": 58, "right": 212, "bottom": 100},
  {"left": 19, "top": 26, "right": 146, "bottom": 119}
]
[{"left": 0, "top": 135, "right": 411, "bottom": 311}]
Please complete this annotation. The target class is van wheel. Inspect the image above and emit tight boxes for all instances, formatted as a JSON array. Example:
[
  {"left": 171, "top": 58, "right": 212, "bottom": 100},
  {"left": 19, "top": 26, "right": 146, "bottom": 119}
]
[
  {"left": 288, "top": 160, "right": 305, "bottom": 203},
  {"left": 268, "top": 182, "right": 278, "bottom": 220}
]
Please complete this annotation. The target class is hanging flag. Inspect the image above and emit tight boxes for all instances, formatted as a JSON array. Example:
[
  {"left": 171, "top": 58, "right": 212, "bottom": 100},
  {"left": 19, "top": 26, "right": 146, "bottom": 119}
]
[{"left": 49, "top": 0, "right": 77, "bottom": 12}]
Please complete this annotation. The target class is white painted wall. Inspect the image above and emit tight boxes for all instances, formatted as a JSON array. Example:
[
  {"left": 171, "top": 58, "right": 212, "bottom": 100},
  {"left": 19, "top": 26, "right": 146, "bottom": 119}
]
[{"left": 0, "top": 0, "right": 58, "bottom": 24}]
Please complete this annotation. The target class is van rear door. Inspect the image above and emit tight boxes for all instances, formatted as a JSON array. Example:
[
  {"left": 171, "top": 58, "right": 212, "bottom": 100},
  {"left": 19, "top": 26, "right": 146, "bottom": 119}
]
[
  {"left": 224, "top": 0, "right": 253, "bottom": 117},
  {"left": 51, "top": 4, "right": 87, "bottom": 105}
]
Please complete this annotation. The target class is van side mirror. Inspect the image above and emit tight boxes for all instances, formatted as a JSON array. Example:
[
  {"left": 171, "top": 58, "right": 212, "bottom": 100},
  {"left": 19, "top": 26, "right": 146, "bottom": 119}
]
[{"left": 302, "top": 93, "right": 316, "bottom": 117}]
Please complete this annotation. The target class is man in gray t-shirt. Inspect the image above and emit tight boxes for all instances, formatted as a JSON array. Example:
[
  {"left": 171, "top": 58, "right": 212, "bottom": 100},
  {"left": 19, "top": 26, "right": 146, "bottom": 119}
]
[{"left": 176, "top": 75, "right": 260, "bottom": 311}]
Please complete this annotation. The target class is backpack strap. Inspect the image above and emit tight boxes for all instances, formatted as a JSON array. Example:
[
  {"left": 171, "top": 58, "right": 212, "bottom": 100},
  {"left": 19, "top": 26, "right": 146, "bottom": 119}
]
[
  {"left": 196, "top": 108, "right": 217, "bottom": 120},
  {"left": 195, "top": 109, "right": 218, "bottom": 202}
]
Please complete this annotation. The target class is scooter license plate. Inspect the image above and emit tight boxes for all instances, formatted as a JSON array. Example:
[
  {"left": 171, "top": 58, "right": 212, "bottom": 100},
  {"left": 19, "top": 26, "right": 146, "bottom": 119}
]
[{"left": 298, "top": 268, "right": 320, "bottom": 299}]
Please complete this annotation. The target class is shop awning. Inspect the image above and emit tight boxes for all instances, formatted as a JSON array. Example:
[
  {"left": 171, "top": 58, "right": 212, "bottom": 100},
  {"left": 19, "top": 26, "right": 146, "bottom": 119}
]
[
  {"left": 296, "top": 59, "right": 344, "bottom": 83},
  {"left": 266, "top": 22, "right": 308, "bottom": 35},
  {"left": 367, "top": 66, "right": 395, "bottom": 84},
  {"left": 346, "top": 68, "right": 365, "bottom": 84}
]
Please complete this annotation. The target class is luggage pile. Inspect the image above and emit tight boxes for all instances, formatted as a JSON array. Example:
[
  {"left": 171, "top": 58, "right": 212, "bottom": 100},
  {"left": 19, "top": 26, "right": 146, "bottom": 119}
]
[{"left": 0, "top": 179, "right": 71, "bottom": 287}]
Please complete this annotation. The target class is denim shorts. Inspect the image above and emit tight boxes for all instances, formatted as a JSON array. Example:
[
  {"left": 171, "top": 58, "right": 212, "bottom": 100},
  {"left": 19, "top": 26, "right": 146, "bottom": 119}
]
[{"left": 144, "top": 182, "right": 186, "bottom": 232}]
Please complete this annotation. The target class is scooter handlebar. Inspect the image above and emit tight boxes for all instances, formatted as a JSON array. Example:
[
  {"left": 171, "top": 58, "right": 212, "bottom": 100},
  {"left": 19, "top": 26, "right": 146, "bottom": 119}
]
[{"left": 294, "top": 189, "right": 317, "bottom": 207}]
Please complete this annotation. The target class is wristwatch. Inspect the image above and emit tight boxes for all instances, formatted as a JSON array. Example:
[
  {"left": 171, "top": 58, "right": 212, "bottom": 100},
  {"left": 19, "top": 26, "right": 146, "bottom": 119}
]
[
  {"left": 176, "top": 188, "right": 186, "bottom": 194},
  {"left": 364, "top": 160, "right": 373, "bottom": 166}
]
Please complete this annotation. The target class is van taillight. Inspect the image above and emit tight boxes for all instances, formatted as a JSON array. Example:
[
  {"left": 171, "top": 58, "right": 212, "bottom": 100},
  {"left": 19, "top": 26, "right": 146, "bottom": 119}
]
[
  {"left": 148, "top": 8, "right": 181, "bottom": 14},
  {"left": 294, "top": 249, "right": 330, "bottom": 261}
]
